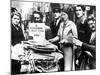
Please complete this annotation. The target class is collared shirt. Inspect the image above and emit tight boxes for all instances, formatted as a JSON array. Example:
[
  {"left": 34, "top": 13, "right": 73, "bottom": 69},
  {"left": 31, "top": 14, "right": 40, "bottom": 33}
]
[
  {"left": 58, "top": 20, "right": 78, "bottom": 41},
  {"left": 79, "top": 15, "right": 86, "bottom": 24},
  {"left": 55, "top": 18, "right": 61, "bottom": 26}
]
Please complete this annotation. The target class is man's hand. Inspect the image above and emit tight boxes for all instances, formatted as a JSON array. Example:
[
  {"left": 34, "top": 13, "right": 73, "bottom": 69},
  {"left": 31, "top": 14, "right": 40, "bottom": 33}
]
[{"left": 73, "top": 38, "right": 83, "bottom": 46}]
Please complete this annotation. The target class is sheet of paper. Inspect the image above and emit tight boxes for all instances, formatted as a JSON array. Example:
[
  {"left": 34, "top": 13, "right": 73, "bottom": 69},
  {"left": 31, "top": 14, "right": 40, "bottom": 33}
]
[{"left": 28, "top": 23, "right": 45, "bottom": 42}]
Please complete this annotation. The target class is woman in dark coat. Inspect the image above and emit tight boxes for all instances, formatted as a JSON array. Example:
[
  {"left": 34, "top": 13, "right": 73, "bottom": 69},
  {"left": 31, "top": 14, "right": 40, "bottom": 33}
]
[{"left": 11, "top": 8, "right": 25, "bottom": 74}]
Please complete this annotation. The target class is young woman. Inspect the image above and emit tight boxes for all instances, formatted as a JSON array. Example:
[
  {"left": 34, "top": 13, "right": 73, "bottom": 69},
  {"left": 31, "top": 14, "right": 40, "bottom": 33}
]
[
  {"left": 11, "top": 8, "right": 25, "bottom": 74},
  {"left": 49, "top": 12, "right": 78, "bottom": 71}
]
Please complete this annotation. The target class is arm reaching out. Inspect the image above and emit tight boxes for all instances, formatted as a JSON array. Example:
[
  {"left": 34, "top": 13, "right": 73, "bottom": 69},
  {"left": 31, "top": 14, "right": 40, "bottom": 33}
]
[
  {"left": 48, "top": 36, "right": 59, "bottom": 43},
  {"left": 73, "top": 38, "right": 95, "bottom": 53}
]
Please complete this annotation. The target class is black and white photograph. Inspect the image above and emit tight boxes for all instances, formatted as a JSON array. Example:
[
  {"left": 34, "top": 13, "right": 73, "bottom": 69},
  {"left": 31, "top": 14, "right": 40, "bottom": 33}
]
[{"left": 11, "top": 0, "right": 96, "bottom": 74}]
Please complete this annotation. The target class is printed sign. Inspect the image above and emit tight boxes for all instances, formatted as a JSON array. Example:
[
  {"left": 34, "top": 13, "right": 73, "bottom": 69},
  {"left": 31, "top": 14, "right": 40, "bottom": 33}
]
[{"left": 28, "top": 23, "right": 45, "bottom": 42}]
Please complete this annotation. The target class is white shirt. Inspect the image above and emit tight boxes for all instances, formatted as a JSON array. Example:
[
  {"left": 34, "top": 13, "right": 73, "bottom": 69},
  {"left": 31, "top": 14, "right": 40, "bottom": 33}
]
[{"left": 89, "top": 31, "right": 96, "bottom": 44}]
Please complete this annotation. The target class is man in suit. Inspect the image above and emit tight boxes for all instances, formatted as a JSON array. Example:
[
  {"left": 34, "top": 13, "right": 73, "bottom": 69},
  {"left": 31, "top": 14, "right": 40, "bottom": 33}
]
[
  {"left": 50, "top": 5, "right": 64, "bottom": 71},
  {"left": 50, "top": 6, "right": 62, "bottom": 38}
]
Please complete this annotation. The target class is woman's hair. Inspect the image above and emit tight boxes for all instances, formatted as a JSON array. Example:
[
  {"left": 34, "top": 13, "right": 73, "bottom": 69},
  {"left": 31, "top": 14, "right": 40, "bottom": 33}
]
[
  {"left": 61, "top": 12, "right": 69, "bottom": 20},
  {"left": 11, "top": 11, "right": 22, "bottom": 25}
]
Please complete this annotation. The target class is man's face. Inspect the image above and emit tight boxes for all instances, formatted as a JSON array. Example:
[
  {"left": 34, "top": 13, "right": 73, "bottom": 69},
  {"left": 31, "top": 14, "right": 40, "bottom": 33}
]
[
  {"left": 33, "top": 13, "right": 41, "bottom": 23},
  {"left": 76, "top": 6, "right": 84, "bottom": 18},
  {"left": 12, "top": 15, "right": 20, "bottom": 26},
  {"left": 54, "top": 11, "right": 60, "bottom": 19},
  {"left": 88, "top": 20, "right": 96, "bottom": 31}
]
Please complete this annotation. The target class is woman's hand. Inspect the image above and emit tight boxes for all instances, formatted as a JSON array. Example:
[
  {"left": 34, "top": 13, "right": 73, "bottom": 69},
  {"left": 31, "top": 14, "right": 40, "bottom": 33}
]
[
  {"left": 48, "top": 39, "right": 55, "bottom": 43},
  {"left": 59, "top": 39, "right": 68, "bottom": 44},
  {"left": 48, "top": 36, "right": 59, "bottom": 43}
]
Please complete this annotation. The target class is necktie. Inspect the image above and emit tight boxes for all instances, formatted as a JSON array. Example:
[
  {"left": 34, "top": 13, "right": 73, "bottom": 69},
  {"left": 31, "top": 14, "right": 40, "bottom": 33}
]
[{"left": 16, "top": 25, "right": 21, "bottom": 31}]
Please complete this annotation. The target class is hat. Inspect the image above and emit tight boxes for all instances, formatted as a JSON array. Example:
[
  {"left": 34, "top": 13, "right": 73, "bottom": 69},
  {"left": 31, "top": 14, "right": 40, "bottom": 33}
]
[
  {"left": 51, "top": 3, "right": 61, "bottom": 13},
  {"left": 53, "top": 7, "right": 61, "bottom": 13}
]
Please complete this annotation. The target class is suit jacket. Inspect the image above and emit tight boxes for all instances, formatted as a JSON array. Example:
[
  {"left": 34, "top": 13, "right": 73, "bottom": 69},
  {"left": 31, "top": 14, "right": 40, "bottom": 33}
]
[{"left": 50, "top": 19, "right": 62, "bottom": 38}]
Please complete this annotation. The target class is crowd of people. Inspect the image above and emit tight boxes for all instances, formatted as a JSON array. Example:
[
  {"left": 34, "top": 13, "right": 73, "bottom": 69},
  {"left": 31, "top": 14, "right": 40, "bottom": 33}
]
[{"left": 11, "top": 3, "right": 96, "bottom": 74}]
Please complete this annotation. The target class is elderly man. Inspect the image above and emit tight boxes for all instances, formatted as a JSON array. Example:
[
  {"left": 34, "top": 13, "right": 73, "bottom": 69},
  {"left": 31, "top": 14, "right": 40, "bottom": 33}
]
[{"left": 29, "top": 11, "right": 52, "bottom": 40}]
